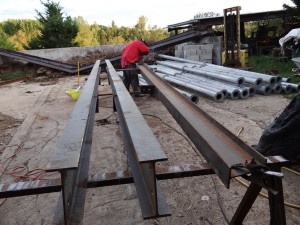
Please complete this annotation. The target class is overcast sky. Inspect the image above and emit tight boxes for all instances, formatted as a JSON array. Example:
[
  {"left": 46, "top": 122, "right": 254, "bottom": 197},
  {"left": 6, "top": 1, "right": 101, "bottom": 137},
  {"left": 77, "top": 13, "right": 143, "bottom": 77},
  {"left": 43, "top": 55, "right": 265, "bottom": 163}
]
[{"left": 0, "top": 0, "right": 294, "bottom": 28}]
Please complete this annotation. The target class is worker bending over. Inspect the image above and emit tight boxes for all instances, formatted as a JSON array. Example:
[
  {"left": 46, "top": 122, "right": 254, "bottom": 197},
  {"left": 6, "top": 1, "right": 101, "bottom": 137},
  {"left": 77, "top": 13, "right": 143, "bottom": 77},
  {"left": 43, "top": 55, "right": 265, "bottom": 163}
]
[{"left": 121, "top": 39, "right": 150, "bottom": 96}]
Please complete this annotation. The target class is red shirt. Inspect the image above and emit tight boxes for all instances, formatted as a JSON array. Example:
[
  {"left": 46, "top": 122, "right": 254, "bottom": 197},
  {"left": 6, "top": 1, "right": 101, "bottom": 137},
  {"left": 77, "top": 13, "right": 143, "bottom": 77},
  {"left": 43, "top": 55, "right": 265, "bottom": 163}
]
[{"left": 121, "top": 40, "right": 150, "bottom": 68}]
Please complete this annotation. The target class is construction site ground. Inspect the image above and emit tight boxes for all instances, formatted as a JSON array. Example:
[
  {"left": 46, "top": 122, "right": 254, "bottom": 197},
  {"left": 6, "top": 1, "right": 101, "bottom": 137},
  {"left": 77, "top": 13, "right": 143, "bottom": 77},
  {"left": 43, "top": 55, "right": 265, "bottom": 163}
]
[{"left": 0, "top": 71, "right": 300, "bottom": 225}]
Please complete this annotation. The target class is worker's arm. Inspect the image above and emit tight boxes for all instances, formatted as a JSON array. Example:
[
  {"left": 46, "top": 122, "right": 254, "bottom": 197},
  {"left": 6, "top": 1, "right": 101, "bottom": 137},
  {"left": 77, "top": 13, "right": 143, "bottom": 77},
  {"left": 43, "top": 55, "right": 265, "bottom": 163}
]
[{"left": 138, "top": 42, "right": 150, "bottom": 55}]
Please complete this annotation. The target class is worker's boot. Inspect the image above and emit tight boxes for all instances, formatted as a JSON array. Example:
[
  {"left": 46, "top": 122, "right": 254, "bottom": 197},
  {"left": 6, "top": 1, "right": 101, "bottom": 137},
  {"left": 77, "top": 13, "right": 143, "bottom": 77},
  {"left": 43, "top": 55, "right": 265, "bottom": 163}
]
[{"left": 133, "top": 91, "right": 141, "bottom": 97}]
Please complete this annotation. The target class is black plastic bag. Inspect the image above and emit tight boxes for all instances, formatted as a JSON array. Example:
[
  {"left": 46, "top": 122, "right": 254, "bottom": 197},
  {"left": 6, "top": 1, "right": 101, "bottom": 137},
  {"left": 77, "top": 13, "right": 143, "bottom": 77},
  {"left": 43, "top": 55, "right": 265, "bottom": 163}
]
[{"left": 256, "top": 93, "right": 300, "bottom": 161}]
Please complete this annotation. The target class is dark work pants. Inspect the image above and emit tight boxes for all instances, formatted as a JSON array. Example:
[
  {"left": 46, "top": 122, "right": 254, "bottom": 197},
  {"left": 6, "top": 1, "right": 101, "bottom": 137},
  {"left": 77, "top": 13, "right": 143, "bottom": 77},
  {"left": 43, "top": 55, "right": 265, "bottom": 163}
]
[{"left": 123, "top": 64, "right": 139, "bottom": 93}]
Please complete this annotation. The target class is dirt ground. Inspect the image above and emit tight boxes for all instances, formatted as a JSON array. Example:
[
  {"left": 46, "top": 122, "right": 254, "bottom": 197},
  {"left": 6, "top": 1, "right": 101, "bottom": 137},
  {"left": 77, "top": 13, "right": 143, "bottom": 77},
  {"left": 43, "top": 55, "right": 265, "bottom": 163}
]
[{"left": 0, "top": 70, "right": 300, "bottom": 225}]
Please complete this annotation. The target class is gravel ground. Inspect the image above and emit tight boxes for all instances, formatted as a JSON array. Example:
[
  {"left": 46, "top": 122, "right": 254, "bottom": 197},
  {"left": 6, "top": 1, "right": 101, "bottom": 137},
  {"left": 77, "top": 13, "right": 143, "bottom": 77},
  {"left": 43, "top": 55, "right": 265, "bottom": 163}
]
[{"left": 0, "top": 74, "right": 299, "bottom": 225}]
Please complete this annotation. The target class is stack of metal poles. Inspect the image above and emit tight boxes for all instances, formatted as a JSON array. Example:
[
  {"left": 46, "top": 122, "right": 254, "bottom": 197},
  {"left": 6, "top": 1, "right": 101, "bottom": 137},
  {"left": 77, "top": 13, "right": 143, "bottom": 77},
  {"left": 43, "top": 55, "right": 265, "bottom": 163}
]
[
  {"left": 151, "top": 54, "right": 300, "bottom": 101},
  {"left": 117, "top": 71, "right": 200, "bottom": 104}
]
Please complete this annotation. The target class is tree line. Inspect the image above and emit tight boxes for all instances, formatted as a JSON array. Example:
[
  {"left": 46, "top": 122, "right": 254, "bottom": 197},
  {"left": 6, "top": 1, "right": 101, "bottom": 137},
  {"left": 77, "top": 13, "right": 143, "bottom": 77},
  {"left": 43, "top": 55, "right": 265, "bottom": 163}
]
[
  {"left": 0, "top": 1, "right": 169, "bottom": 51},
  {"left": 0, "top": 0, "right": 299, "bottom": 52}
]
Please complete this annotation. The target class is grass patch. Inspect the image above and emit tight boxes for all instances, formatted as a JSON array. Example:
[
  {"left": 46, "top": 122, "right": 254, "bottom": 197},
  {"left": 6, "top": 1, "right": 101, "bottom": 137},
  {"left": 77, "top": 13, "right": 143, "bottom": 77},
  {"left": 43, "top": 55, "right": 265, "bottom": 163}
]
[
  {"left": 0, "top": 71, "right": 26, "bottom": 81},
  {"left": 249, "top": 55, "right": 293, "bottom": 75},
  {"left": 249, "top": 55, "right": 300, "bottom": 100},
  {"left": 249, "top": 55, "right": 300, "bottom": 83}
]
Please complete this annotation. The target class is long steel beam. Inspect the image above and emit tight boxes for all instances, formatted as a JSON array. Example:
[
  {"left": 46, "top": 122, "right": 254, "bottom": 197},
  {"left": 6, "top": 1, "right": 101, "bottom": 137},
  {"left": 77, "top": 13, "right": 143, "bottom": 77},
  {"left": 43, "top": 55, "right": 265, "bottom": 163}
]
[
  {"left": 0, "top": 48, "right": 77, "bottom": 73},
  {"left": 91, "top": 30, "right": 210, "bottom": 69},
  {"left": 1, "top": 30, "right": 210, "bottom": 74},
  {"left": 0, "top": 157, "right": 287, "bottom": 198},
  {"left": 0, "top": 179, "right": 61, "bottom": 198},
  {"left": 106, "top": 60, "right": 170, "bottom": 219},
  {"left": 0, "top": 164, "right": 213, "bottom": 198},
  {"left": 0, "top": 48, "right": 76, "bottom": 68},
  {"left": 46, "top": 60, "right": 100, "bottom": 225},
  {"left": 138, "top": 64, "right": 267, "bottom": 188},
  {"left": 167, "top": 10, "right": 287, "bottom": 32},
  {"left": 148, "top": 30, "right": 210, "bottom": 50}
]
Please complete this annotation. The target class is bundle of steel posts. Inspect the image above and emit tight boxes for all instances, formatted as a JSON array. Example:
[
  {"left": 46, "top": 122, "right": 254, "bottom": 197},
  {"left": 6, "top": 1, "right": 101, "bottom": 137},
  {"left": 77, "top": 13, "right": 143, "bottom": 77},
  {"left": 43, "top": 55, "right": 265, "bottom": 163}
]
[
  {"left": 153, "top": 54, "right": 300, "bottom": 102},
  {"left": 117, "top": 71, "right": 200, "bottom": 104}
]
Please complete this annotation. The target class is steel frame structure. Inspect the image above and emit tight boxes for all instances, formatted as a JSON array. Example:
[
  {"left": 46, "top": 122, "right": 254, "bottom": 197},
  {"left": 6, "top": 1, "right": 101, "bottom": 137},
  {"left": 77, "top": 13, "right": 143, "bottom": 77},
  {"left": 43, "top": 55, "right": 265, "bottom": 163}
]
[{"left": 0, "top": 61, "right": 289, "bottom": 225}]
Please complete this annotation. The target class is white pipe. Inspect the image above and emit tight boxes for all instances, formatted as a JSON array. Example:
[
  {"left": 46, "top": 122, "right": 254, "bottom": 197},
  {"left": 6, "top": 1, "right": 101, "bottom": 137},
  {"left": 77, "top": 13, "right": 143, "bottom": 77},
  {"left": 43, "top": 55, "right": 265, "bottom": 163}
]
[
  {"left": 156, "top": 69, "right": 234, "bottom": 99},
  {"left": 155, "top": 73, "right": 225, "bottom": 102},
  {"left": 281, "top": 77, "right": 291, "bottom": 83},
  {"left": 282, "top": 82, "right": 300, "bottom": 92},
  {"left": 281, "top": 83, "right": 293, "bottom": 94},
  {"left": 272, "top": 84, "right": 282, "bottom": 94},
  {"left": 256, "top": 85, "right": 272, "bottom": 95},
  {"left": 139, "top": 75, "right": 200, "bottom": 103},
  {"left": 157, "top": 61, "right": 245, "bottom": 85},
  {"left": 158, "top": 54, "right": 278, "bottom": 85},
  {"left": 167, "top": 61, "right": 263, "bottom": 87},
  {"left": 171, "top": 71, "right": 245, "bottom": 99},
  {"left": 174, "top": 87, "right": 200, "bottom": 104}
]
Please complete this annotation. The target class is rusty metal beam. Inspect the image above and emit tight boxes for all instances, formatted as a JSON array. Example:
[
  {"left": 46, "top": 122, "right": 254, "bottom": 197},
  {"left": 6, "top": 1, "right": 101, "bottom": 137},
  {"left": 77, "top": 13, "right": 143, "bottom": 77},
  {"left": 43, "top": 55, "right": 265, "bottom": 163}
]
[
  {"left": 0, "top": 156, "right": 287, "bottom": 200},
  {"left": 0, "top": 179, "right": 61, "bottom": 198},
  {"left": 148, "top": 30, "right": 210, "bottom": 51},
  {"left": 0, "top": 30, "right": 210, "bottom": 73},
  {"left": 0, "top": 164, "right": 213, "bottom": 198},
  {"left": 46, "top": 60, "right": 100, "bottom": 225},
  {"left": 167, "top": 10, "right": 287, "bottom": 32},
  {"left": 106, "top": 60, "right": 170, "bottom": 219},
  {"left": 0, "top": 48, "right": 77, "bottom": 73},
  {"left": 88, "top": 164, "right": 214, "bottom": 188},
  {"left": 138, "top": 64, "right": 267, "bottom": 188}
]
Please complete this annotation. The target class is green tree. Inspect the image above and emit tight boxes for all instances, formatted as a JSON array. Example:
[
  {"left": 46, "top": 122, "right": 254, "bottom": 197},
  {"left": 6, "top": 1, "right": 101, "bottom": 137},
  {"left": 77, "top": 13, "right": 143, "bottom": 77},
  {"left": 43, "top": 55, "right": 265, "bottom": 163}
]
[
  {"left": 145, "top": 25, "right": 168, "bottom": 42},
  {"left": 134, "top": 16, "right": 148, "bottom": 39},
  {"left": 0, "top": 28, "right": 16, "bottom": 50},
  {"left": 28, "top": 0, "right": 78, "bottom": 49},
  {"left": 97, "top": 26, "right": 109, "bottom": 45},
  {"left": 74, "top": 16, "right": 98, "bottom": 46},
  {"left": 1, "top": 19, "right": 41, "bottom": 50}
]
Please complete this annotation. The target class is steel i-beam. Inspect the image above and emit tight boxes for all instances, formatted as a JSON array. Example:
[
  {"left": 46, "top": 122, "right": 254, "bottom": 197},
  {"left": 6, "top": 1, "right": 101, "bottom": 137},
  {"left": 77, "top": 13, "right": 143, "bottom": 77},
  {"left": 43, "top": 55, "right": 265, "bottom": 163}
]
[
  {"left": 138, "top": 64, "right": 267, "bottom": 187},
  {"left": 46, "top": 60, "right": 100, "bottom": 225},
  {"left": 105, "top": 60, "right": 170, "bottom": 219}
]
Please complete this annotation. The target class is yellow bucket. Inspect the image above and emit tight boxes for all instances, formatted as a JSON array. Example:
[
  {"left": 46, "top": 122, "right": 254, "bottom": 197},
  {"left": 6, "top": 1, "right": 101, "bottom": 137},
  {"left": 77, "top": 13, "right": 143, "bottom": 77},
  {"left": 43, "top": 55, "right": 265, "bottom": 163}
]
[{"left": 66, "top": 89, "right": 81, "bottom": 101}]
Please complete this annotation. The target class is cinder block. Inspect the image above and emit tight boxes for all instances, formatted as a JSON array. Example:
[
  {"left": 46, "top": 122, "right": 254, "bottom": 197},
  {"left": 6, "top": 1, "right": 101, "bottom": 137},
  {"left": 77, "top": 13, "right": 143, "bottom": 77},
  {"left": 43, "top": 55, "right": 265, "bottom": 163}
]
[
  {"left": 199, "top": 52, "right": 212, "bottom": 58},
  {"left": 199, "top": 59, "right": 212, "bottom": 63},
  {"left": 200, "top": 44, "right": 214, "bottom": 51},
  {"left": 199, "top": 49, "right": 208, "bottom": 55},
  {"left": 186, "top": 55, "right": 200, "bottom": 62},
  {"left": 187, "top": 49, "right": 198, "bottom": 56},
  {"left": 185, "top": 45, "right": 201, "bottom": 51},
  {"left": 175, "top": 50, "right": 184, "bottom": 58},
  {"left": 175, "top": 43, "right": 187, "bottom": 51},
  {"left": 199, "top": 37, "right": 214, "bottom": 44}
]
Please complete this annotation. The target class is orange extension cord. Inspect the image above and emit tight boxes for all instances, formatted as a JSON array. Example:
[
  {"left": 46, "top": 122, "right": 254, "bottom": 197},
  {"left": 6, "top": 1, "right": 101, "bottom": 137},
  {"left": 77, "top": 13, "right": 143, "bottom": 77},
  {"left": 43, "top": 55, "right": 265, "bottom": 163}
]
[{"left": 0, "top": 144, "right": 58, "bottom": 206}]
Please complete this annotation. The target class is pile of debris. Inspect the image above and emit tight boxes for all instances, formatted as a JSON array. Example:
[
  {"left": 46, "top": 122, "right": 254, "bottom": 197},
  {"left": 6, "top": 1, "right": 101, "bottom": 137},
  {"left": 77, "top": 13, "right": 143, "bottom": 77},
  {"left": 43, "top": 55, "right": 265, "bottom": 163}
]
[{"left": 66, "top": 49, "right": 122, "bottom": 66}]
